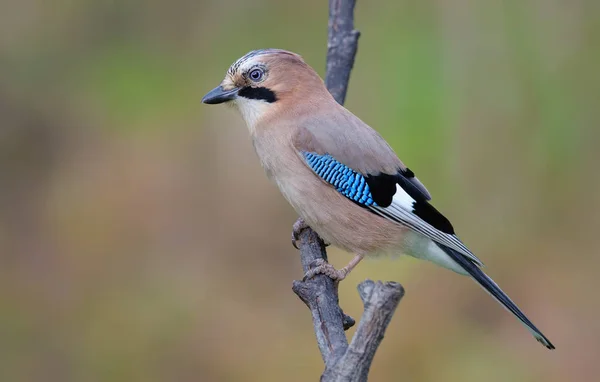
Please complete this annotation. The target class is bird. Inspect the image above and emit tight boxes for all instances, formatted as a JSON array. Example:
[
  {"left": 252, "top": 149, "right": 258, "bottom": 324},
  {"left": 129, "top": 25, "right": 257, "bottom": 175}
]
[{"left": 202, "top": 48, "right": 555, "bottom": 349}]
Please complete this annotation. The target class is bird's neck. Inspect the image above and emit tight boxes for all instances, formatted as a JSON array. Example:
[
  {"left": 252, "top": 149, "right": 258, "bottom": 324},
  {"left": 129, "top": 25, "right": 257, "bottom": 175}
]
[{"left": 234, "top": 98, "right": 273, "bottom": 134}]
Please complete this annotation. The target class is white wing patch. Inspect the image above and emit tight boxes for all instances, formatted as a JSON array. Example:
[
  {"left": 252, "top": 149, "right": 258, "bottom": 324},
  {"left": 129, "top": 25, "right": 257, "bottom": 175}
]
[
  {"left": 370, "top": 185, "right": 484, "bottom": 267},
  {"left": 390, "top": 182, "right": 415, "bottom": 209}
]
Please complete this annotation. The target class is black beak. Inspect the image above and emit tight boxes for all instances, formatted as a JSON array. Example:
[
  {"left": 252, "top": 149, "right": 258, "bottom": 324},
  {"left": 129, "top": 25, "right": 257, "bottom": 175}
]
[{"left": 202, "top": 86, "right": 239, "bottom": 104}]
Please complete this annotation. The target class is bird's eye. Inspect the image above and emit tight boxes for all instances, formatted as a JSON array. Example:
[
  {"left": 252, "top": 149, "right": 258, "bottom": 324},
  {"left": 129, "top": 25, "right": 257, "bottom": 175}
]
[{"left": 248, "top": 68, "right": 264, "bottom": 82}]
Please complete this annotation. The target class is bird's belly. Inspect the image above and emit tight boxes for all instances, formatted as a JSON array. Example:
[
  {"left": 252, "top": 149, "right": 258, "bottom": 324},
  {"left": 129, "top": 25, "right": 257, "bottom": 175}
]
[
  {"left": 275, "top": 166, "right": 408, "bottom": 256},
  {"left": 281, "top": 171, "right": 466, "bottom": 273},
  {"left": 255, "top": 142, "right": 467, "bottom": 272},
  {"left": 252, "top": 136, "right": 407, "bottom": 256}
]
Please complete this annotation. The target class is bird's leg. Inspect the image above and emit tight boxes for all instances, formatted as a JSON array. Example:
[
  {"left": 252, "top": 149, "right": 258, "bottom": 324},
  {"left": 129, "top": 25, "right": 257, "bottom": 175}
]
[{"left": 303, "top": 254, "right": 364, "bottom": 282}]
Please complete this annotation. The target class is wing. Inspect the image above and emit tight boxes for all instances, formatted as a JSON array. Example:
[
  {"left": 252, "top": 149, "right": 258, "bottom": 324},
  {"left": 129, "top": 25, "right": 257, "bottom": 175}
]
[
  {"left": 301, "top": 151, "right": 483, "bottom": 267},
  {"left": 293, "top": 109, "right": 432, "bottom": 201}
]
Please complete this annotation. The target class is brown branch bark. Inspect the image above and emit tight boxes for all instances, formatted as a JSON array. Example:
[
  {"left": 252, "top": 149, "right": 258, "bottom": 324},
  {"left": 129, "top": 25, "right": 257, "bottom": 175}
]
[
  {"left": 321, "top": 281, "right": 404, "bottom": 381},
  {"left": 292, "top": 228, "right": 352, "bottom": 363},
  {"left": 291, "top": 1, "right": 405, "bottom": 381},
  {"left": 325, "top": 0, "right": 361, "bottom": 105}
]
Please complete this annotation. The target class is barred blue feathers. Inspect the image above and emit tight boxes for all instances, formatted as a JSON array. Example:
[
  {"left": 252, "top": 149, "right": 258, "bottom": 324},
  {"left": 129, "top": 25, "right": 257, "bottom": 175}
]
[{"left": 303, "top": 152, "right": 376, "bottom": 206}]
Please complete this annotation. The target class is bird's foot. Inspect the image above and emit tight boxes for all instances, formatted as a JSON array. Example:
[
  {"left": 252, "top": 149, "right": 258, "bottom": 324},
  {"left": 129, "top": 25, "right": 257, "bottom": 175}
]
[
  {"left": 292, "top": 218, "right": 309, "bottom": 249},
  {"left": 292, "top": 218, "right": 330, "bottom": 249},
  {"left": 303, "top": 254, "right": 364, "bottom": 282},
  {"left": 303, "top": 259, "right": 349, "bottom": 282}
]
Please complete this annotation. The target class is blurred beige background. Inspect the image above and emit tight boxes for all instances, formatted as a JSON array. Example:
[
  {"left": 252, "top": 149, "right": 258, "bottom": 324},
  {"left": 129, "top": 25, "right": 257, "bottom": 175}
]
[{"left": 1, "top": 0, "right": 599, "bottom": 381}]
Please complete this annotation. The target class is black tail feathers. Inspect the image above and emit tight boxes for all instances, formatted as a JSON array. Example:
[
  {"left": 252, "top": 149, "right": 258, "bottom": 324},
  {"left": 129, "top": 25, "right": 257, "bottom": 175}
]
[{"left": 437, "top": 244, "right": 555, "bottom": 349}]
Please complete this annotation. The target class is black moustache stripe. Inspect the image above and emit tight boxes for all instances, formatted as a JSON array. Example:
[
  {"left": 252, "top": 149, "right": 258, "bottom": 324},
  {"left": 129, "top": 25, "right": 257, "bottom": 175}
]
[{"left": 238, "top": 87, "right": 278, "bottom": 103}]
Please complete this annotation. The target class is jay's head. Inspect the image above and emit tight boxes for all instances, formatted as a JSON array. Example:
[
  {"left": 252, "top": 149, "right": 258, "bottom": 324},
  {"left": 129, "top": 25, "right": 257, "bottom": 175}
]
[{"left": 202, "top": 49, "right": 328, "bottom": 127}]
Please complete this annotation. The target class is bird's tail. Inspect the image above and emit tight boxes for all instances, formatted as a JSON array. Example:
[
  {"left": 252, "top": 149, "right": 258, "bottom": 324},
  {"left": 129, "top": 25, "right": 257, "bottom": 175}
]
[{"left": 437, "top": 244, "right": 555, "bottom": 349}]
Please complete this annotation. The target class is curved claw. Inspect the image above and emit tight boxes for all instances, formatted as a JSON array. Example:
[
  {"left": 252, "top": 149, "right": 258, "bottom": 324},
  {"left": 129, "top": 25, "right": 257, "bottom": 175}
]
[
  {"left": 303, "top": 254, "right": 364, "bottom": 282},
  {"left": 291, "top": 218, "right": 309, "bottom": 249}
]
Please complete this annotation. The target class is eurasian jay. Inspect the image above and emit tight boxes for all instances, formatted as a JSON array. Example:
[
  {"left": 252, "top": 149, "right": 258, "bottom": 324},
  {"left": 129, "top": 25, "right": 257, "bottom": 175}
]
[{"left": 202, "top": 49, "right": 554, "bottom": 349}]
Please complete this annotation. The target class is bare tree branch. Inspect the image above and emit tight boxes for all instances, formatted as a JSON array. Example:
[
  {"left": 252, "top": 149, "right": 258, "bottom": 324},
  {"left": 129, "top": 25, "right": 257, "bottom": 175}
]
[
  {"left": 292, "top": 227, "right": 351, "bottom": 362},
  {"left": 322, "top": 281, "right": 404, "bottom": 381},
  {"left": 326, "top": 0, "right": 361, "bottom": 105},
  {"left": 291, "top": 1, "right": 404, "bottom": 380}
]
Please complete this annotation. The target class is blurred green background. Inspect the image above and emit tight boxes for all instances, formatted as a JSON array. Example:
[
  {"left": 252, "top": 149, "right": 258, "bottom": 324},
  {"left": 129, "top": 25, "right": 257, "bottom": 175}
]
[{"left": 1, "top": 0, "right": 598, "bottom": 381}]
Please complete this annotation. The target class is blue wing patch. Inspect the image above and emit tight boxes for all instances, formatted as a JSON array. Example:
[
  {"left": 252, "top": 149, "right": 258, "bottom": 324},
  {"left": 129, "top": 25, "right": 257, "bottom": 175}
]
[{"left": 303, "top": 152, "right": 376, "bottom": 206}]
